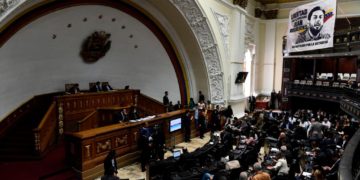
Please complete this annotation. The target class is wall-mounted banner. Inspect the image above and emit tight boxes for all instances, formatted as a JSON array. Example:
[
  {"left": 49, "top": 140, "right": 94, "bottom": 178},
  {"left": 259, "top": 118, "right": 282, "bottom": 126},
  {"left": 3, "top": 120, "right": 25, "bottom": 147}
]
[{"left": 286, "top": 0, "right": 337, "bottom": 53}]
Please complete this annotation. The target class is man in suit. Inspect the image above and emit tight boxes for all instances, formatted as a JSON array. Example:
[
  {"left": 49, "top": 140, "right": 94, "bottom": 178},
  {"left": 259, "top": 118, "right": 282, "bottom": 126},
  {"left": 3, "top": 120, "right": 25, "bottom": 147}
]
[
  {"left": 103, "top": 150, "right": 118, "bottom": 178},
  {"left": 114, "top": 109, "right": 128, "bottom": 122},
  {"left": 248, "top": 95, "right": 256, "bottom": 112},
  {"left": 270, "top": 90, "right": 276, "bottom": 109},
  {"left": 91, "top": 81, "right": 102, "bottom": 92},
  {"left": 211, "top": 105, "right": 221, "bottom": 132},
  {"left": 69, "top": 84, "right": 80, "bottom": 94},
  {"left": 308, "top": 118, "right": 324, "bottom": 140},
  {"left": 163, "top": 91, "right": 169, "bottom": 111},
  {"left": 198, "top": 91, "right": 205, "bottom": 103},
  {"left": 182, "top": 110, "right": 192, "bottom": 142},
  {"left": 129, "top": 107, "right": 139, "bottom": 120},
  {"left": 102, "top": 82, "right": 113, "bottom": 91}
]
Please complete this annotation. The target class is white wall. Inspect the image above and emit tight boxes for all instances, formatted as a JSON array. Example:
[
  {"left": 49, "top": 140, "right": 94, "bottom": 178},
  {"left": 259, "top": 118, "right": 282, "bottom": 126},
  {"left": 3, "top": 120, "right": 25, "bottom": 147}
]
[
  {"left": 197, "top": 0, "right": 252, "bottom": 116},
  {"left": 0, "top": 5, "right": 181, "bottom": 120}
]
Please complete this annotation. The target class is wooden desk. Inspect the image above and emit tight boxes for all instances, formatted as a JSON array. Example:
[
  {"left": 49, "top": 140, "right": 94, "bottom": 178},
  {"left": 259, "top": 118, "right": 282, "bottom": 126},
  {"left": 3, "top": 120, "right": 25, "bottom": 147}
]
[{"left": 65, "top": 110, "right": 187, "bottom": 179}]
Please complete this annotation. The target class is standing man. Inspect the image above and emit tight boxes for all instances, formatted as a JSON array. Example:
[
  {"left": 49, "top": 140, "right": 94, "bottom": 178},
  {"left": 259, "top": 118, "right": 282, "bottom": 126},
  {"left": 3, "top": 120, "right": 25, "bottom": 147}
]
[
  {"left": 103, "top": 150, "right": 118, "bottom": 177},
  {"left": 198, "top": 110, "right": 206, "bottom": 139},
  {"left": 153, "top": 125, "right": 165, "bottom": 160},
  {"left": 198, "top": 91, "right": 205, "bottom": 103},
  {"left": 248, "top": 95, "right": 256, "bottom": 112},
  {"left": 182, "top": 110, "right": 192, "bottom": 142},
  {"left": 211, "top": 105, "right": 221, "bottom": 132},
  {"left": 270, "top": 90, "right": 276, "bottom": 109},
  {"left": 277, "top": 91, "right": 282, "bottom": 110},
  {"left": 163, "top": 91, "right": 169, "bottom": 111}
]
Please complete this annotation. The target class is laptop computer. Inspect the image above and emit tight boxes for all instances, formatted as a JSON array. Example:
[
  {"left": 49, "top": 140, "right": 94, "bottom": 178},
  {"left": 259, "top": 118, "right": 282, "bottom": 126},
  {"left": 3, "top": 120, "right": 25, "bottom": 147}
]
[{"left": 173, "top": 149, "right": 182, "bottom": 160}]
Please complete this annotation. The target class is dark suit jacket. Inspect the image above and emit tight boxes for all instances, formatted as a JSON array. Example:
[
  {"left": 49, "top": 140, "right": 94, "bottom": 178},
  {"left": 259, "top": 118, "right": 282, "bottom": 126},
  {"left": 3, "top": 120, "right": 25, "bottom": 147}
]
[
  {"left": 69, "top": 86, "right": 80, "bottom": 94},
  {"left": 102, "top": 84, "right": 113, "bottom": 91},
  {"left": 91, "top": 84, "right": 102, "bottom": 92},
  {"left": 104, "top": 155, "right": 118, "bottom": 175}
]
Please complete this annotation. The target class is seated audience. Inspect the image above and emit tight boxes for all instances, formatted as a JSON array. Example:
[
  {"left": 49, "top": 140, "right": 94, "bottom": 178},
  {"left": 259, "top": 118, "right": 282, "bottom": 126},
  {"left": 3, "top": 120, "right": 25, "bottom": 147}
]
[{"left": 148, "top": 107, "right": 355, "bottom": 180}]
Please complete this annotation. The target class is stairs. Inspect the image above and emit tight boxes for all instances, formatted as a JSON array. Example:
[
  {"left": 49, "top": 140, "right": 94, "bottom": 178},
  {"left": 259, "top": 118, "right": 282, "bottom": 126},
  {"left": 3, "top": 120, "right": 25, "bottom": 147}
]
[
  {"left": 0, "top": 112, "right": 39, "bottom": 160},
  {"left": 0, "top": 94, "right": 54, "bottom": 161}
]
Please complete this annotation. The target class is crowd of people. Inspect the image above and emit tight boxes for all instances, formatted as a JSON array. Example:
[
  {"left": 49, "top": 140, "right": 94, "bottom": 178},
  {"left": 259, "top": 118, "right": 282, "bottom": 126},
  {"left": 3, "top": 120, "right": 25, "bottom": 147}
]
[
  {"left": 100, "top": 89, "right": 359, "bottom": 180},
  {"left": 149, "top": 106, "right": 358, "bottom": 180}
]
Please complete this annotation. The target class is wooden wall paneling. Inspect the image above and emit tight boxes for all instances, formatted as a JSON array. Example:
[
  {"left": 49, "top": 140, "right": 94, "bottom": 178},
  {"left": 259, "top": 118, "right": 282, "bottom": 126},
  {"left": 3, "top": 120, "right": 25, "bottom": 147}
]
[{"left": 339, "top": 57, "right": 357, "bottom": 73}]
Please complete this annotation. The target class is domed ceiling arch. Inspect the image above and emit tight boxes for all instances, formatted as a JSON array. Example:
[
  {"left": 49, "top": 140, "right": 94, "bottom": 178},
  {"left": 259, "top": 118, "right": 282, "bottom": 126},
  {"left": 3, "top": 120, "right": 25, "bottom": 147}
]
[{"left": 0, "top": 0, "right": 224, "bottom": 119}]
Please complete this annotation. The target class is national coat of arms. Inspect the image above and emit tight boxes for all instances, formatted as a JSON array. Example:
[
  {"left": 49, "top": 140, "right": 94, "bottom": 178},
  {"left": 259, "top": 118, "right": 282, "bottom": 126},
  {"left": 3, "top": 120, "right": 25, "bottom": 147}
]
[{"left": 80, "top": 31, "right": 111, "bottom": 63}]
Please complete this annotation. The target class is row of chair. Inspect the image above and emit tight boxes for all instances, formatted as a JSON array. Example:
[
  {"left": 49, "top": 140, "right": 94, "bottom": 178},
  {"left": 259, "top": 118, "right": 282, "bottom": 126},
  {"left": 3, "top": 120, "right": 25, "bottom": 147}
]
[
  {"left": 317, "top": 73, "right": 356, "bottom": 81},
  {"left": 293, "top": 80, "right": 350, "bottom": 88}
]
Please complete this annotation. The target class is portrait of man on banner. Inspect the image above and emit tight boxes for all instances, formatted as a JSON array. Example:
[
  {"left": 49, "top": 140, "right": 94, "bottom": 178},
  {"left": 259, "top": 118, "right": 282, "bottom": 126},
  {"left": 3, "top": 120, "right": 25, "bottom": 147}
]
[
  {"left": 286, "top": 0, "right": 337, "bottom": 53},
  {"left": 296, "top": 6, "right": 331, "bottom": 44}
]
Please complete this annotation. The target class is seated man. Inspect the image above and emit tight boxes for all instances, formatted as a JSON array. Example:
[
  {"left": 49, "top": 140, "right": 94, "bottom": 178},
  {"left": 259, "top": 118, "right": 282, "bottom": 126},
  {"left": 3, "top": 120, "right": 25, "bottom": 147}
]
[
  {"left": 90, "top": 81, "right": 102, "bottom": 92},
  {"left": 68, "top": 84, "right": 80, "bottom": 94},
  {"left": 114, "top": 109, "right": 128, "bottom": 122},
  {"left": 102, "top": 82, "right": 113, "bottom": 91},
  {"left": 129, "top": 107, "right": 139, "bottom": 120}
]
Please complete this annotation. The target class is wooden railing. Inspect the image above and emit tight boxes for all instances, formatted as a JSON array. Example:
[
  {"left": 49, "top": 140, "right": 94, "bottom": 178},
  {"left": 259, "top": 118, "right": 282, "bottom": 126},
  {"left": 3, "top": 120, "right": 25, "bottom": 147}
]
[
  {"left": 137, "top": 93, "right": 165, "bottom": 114},
  {"left": 77, "top": 111, "right": 98, "bottom": 132},
  {"left": 0, "top": 92, "right": 59, "bottom": 140},
  {"left": 56, "top": 90, "right": 137, "bottom": 133},
  {"left": 0, "top": 97, "right": 34, "bottom": 140},
  {"left": 57, "top": 90, "right": 165, "bottom": 133},
  {"left": 33, "top": 102, "right": 57, "bottom": 155}
]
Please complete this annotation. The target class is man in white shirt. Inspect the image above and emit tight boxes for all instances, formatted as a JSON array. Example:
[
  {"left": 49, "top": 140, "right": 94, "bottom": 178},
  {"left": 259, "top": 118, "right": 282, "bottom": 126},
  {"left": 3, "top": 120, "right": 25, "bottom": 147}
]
[
  {"left": 270, "top": 152, "right": 289, "bottom": 180},
  {"left": 322, "top": 118, "right": 331, "bottom": 130}
]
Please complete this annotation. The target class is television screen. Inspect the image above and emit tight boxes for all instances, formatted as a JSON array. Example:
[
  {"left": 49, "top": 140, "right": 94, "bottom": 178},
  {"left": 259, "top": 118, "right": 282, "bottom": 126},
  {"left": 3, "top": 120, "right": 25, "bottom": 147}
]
[
  {"left": 169, "top": 117, "right": 182, "bottom": 132},
  {"left": 235, "top": 72, "right": 248, "bottom": 84}
]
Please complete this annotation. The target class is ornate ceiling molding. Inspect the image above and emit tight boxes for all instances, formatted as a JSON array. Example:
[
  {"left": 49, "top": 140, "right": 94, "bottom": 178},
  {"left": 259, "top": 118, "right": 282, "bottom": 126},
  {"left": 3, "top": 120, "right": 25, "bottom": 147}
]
[
  {"left": 0, "top": 0, "right": 22, "bottom": 20},
  {"left": 245, "top": 17, "right": 255, "bottom": 50},
  {"left": 212, "top": 10, "right": 230, "bottom": 59},
  {"left": 170, "top": 0, "right": 224, "bottom": 103}
]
